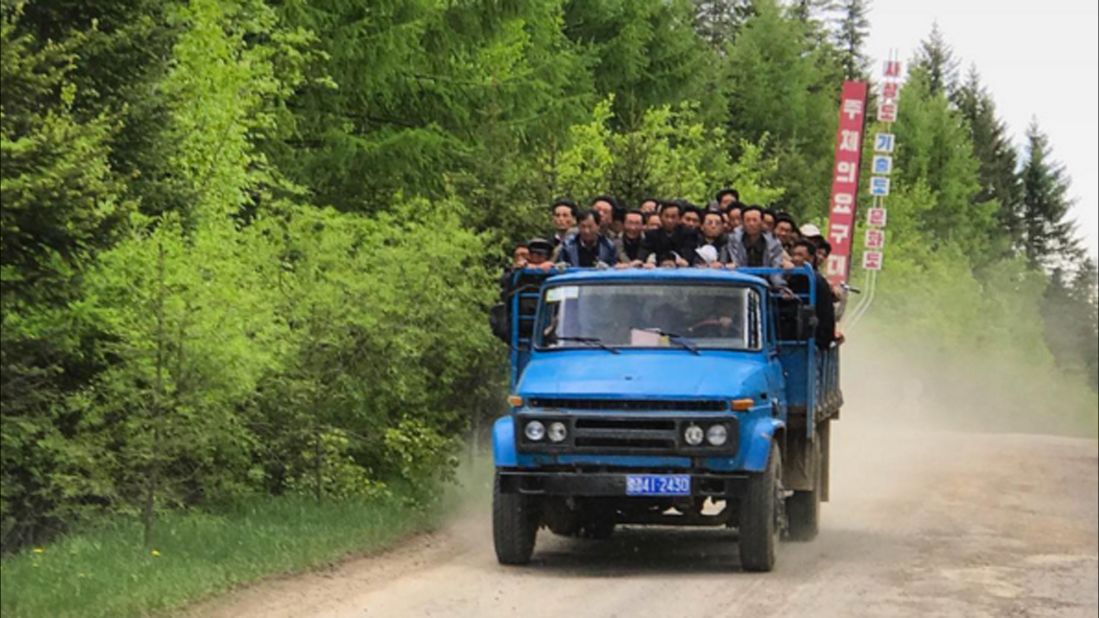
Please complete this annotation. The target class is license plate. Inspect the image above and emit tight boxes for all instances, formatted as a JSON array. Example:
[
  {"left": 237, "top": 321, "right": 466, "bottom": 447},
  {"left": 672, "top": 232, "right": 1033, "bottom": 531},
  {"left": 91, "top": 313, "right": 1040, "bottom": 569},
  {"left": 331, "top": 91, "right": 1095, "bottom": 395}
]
[{"left": 625, "top": 474, "right": 691, "bottom": 496}]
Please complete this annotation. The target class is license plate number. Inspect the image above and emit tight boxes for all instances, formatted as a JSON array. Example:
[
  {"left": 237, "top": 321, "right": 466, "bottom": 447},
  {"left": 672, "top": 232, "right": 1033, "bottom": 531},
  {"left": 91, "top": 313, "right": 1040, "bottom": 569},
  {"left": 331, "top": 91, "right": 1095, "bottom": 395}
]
[{"left": 625, "top": 474, "right": 690, "bottom": 496}]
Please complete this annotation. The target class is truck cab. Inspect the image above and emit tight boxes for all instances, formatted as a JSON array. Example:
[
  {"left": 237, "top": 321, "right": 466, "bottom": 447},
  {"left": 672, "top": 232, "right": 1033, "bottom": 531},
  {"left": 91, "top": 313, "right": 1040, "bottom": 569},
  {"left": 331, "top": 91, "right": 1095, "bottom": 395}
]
[{"left": 490, "top": 267, "right": 841, "bottom": 572}]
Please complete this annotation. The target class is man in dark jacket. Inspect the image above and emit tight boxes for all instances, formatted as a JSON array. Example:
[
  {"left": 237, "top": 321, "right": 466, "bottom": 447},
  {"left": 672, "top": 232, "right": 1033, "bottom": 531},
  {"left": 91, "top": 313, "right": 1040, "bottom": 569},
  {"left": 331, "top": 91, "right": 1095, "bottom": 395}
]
[
  {"left": 554, "top": 210, "right": 617, "bottom": 267},
  {"left": 643, "top": 200, "right": 697, "bottom": 267},
  {"left": 692, "top": 210, "right": 729, "bottom": 266},
  {"left": 788, "top": 239, "right": 836, "bottom": 350}
]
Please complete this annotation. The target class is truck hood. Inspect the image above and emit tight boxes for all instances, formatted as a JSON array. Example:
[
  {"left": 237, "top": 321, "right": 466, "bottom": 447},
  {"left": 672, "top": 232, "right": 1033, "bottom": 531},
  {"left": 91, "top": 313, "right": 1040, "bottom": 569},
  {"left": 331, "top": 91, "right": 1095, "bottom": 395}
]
[{"left": 516, "top": 350, "right": 769, "bottom": 400}]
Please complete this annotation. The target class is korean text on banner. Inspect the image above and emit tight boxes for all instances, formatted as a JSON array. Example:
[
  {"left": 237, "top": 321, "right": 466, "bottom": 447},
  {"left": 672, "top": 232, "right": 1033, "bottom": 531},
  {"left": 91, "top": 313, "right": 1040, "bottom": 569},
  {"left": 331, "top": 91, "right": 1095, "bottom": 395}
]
[{"left": 825, "top": 81, "right": 868, "bottom": 286}]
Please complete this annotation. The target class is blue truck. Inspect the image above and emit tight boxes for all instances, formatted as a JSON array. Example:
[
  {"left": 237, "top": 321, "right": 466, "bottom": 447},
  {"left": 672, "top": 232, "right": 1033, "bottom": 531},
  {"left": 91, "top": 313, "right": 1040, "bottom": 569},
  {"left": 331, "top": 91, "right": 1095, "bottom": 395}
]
[{"left": 489, "top": 266, "right": 842, "bottom": 571}]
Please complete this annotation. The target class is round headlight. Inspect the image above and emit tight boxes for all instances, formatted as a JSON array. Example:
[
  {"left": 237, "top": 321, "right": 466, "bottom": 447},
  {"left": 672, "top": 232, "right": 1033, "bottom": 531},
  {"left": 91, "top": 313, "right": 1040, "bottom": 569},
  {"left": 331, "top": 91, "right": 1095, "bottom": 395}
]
[
  {"left": 706, "top": 424, "right": 728, "bottom": 446},
  {"left": 524, "top": 420, "right": 545, "bottom": 441},
  {"left": 684, "top": 424, "right": 704, "bottom": 446},
  {"left": 548, "top": 421, "right": 568, "bottom": 443}
]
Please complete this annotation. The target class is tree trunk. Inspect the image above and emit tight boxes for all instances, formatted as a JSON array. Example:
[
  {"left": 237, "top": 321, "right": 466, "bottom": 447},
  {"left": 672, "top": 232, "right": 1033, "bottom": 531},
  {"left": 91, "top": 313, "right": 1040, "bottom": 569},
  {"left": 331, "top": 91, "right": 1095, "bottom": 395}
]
[{"left": 144, "top": 240, "right": 167, "bottom": 548}]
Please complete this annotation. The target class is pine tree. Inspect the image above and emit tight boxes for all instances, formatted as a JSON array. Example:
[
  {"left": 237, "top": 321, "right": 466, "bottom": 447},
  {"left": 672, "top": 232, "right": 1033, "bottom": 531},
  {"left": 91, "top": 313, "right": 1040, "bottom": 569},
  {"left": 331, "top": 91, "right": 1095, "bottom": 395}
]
[
  {"left": 564, "top": 0, "right": 721, "bottom": 128},
  {"left": 691, "top": 0, "right": 754, "bottom": 50},
  {"left": 912, "top": 23, "right": 959, "bottom": 97},
  {"left": 952, "top": 67, "right": 1023, "bottom": 254},
  {"left": 1020, "top": 121, "right": 1081, "bottom": 270},
  {"left": 722, "top": 0, "right": 843, "bottom": 218},
  {"left": 1072, "top": 259, "right": 1099, "bottom": 390},
  {"left": 1041, "top": 259, "right": 1099, "bottom": 391},
  {"left": 0, "top": 5, "right": 130, "bottom": 550},
  {"left": 890, "top": 68, "right": 996, "bottom": 261},
  {"left": 833, "top": 0, "right": 870, "bottom": 80},
  {"left": 788, "top": 0, "right": 834, "bottom": 25},
  {"left": 13, "top": 1, "right": 184, "bottom": 218}
]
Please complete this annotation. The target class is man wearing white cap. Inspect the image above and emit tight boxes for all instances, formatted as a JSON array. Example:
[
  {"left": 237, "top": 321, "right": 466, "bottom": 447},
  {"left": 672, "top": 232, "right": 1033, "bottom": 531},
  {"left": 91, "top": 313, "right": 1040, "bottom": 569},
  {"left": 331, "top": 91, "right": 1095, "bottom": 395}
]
[
  {"left": 798, "top": 222, "right": 823, "bottom": 240},
  {"left": 692, "top": 210, "right": 729, "bottom": 267}
]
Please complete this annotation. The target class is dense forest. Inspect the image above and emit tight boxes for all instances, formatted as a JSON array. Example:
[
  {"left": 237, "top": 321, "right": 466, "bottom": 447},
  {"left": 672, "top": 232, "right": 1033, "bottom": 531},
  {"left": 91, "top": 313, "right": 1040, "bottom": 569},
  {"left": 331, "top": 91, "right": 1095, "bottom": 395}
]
[{"left": 2, "top": 0, "right": 1096, "bottom": 552}]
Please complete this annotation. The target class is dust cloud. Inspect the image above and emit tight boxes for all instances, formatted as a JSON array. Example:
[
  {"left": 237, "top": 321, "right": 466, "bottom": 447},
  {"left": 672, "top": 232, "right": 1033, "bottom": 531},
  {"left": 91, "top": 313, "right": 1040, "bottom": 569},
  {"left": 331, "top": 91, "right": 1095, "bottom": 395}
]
[{"left": 841, "top": 322, "right": 1098, "bottom": 439}]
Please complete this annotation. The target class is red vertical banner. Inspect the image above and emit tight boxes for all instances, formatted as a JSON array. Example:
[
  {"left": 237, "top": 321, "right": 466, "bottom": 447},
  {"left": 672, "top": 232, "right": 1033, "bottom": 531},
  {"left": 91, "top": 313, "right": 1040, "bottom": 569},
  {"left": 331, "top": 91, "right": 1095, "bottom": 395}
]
[{"left": 824, "top": 81, "right": 868, "bottom": 287}]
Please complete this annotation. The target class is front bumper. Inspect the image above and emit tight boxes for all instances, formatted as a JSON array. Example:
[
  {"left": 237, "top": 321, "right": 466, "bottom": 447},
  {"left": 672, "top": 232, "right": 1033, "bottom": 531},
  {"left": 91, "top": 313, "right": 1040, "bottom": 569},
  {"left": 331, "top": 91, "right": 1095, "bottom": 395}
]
[{"left": 497, "top": 469, "right": 751, "bottom": 497}]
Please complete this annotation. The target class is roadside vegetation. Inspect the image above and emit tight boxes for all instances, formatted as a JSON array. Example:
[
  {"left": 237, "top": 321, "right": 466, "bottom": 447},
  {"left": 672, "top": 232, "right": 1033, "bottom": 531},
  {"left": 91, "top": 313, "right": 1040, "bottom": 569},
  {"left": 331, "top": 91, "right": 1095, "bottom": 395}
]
[
  {"left": 1, "top": 0, "right": 1095, "bottom": 615},
  {"left": 1, "top": 489, "right": 439, "bottom": 617}
]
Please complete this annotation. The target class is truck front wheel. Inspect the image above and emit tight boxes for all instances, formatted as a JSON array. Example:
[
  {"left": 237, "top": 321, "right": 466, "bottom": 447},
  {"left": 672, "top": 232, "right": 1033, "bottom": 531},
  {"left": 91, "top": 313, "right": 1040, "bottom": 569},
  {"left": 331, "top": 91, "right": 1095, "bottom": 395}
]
[
  {"left": 493, "top": 473, "right": 540, "bottom": 565},
  {"left": 786, "top": 437, "right": 821, "bottom": 541},
  {"left": 738, "top": 443, "right": 784, "bottom": 572}
]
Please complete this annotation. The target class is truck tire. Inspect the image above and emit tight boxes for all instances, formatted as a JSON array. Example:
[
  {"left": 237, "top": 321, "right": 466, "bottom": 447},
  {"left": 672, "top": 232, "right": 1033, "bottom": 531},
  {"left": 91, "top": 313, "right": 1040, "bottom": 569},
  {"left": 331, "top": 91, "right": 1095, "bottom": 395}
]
[
  {"left": 786, "top": 437, "right": 820, "bottom": 541},
  {"left": 493, "top": 473, "right": 540, "bottom": 565},
  {"left": 738, "top": 443, "right": 784, "bottom": 572}
]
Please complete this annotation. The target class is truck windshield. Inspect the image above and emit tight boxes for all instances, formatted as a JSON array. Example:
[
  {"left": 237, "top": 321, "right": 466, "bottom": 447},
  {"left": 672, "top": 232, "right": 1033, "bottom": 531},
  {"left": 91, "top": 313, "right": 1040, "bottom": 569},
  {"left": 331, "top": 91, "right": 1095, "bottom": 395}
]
[{"left": 536, "top": 283, "right": 759, "bottom": 351}]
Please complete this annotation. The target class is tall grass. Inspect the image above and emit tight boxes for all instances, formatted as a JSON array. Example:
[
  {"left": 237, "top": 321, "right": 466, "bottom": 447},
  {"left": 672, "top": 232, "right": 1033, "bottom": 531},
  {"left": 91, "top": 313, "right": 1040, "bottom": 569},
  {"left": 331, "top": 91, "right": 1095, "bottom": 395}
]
[{"left": 0, "top": 489, "right": 444, "bottom": 618}]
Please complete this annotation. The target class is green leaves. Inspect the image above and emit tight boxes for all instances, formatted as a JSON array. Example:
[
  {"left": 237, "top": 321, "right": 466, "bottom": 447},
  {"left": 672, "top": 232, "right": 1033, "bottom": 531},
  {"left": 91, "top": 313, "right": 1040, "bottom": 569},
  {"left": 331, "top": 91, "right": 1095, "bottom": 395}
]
[
  {"left": 3, "top": 0, "right": 1096, "bottom": 555},
  {"left": 552, "top": 97, "right": 784, "bottom": 205}
]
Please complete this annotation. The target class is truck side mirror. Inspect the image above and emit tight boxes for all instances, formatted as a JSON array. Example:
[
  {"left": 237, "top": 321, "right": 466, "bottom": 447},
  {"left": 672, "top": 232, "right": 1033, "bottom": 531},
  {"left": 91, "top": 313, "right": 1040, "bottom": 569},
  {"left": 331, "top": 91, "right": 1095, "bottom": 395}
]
[
  {"left": 489, "top": 303, "right": 509, "bottom": 343},
  {"left": 797, "top": 305, "right": 818, "bottom": 340}
]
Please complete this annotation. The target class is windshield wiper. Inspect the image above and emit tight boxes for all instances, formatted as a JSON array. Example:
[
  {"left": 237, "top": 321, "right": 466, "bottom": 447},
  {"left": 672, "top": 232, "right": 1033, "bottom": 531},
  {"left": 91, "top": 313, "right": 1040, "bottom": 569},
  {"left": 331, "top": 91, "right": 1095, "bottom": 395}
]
[
  {"left": 640, "top": 329, "right": 701, "bottom": 355},
  {"left": 555, "top": 336, "right": 621, "bottom": 354}
]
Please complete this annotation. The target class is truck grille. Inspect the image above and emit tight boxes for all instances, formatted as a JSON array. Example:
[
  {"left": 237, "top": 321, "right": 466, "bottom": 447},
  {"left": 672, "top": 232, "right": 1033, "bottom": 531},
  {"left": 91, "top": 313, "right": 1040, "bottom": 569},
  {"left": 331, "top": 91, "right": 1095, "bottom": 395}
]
[
  {"left": 517, "top": 414, "right": 737, "bottom": 456},
  {"left": 528, "top": 397, "right": 728, "bottom": 412}
]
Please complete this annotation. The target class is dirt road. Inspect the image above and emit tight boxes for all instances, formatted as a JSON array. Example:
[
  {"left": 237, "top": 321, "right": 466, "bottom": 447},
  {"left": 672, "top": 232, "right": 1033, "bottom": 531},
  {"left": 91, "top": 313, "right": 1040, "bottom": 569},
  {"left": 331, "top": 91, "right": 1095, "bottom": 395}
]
[{"left": 193, "top": 415, "right": 1097, "bottom": 618}]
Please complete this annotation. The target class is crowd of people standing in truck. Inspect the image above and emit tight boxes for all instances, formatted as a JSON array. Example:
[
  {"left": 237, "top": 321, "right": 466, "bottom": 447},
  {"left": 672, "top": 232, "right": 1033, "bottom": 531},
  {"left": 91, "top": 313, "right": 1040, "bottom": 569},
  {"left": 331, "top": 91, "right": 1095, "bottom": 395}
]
[{"left": 503, "top": 189, "right": 843, "bottom": 348}]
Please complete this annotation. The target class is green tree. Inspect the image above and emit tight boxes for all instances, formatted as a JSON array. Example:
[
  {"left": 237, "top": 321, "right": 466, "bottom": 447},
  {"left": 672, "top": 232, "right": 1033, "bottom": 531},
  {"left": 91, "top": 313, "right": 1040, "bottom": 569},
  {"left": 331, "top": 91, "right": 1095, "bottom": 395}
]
[
  {"left": 833, "top": 0, "right": 870, "bottom": 80},
  {"left": 723, "top": 0, "right": 842, "bottom": 216},
  {"left": 274, "top": 0, "right": 590, "bottom": 220},
  {"left": 911, "top": 23, "right": 958, "bottom": 97},
  {"left": 551, "top": 97, "right": 783, "bottom": 206},
  {"left": 691, "top": 0, "right": 754, "bottom": 50},
  {"left": 12, "top": 0, "right": 186, "bottom": 218},
  {"left": 889, "top": 68, "right": 995, "bottom": 261},
  {"left": 1042, "top": 261, "right": 1099, "bottom": 390},
  {"left": 563, "top": 0, "right": 722, "bottom": 128},
  {"left": 0, "top": 3, "right": 130, "bottom": 550},
  {"left": 952, "top": 67, "right": 1023, "bottom": 254},
  {"left": 1020, "top": 121, "right": 1081, "bottom": 270}
]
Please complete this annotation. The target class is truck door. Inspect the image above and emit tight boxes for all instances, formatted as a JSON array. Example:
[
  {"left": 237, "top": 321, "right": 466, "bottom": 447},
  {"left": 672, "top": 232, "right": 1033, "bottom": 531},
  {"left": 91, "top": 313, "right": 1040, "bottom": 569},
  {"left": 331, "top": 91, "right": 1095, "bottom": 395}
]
[
  {"left": 507, "top": 270, "right": 552, "bottom": 388},
  {"left": 761, "top": 289, "right": 786, "bottom": 418}
]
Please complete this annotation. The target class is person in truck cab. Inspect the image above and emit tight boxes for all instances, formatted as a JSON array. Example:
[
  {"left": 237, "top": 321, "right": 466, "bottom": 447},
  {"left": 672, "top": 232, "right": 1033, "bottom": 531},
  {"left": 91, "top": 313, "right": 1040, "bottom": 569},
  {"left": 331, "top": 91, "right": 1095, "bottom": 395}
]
[
  {"left": 684, "top": 306, "right": 746, "bottom": 340},
  {"left": 553, "top": 210, "right": 617, "bottom": 268}
]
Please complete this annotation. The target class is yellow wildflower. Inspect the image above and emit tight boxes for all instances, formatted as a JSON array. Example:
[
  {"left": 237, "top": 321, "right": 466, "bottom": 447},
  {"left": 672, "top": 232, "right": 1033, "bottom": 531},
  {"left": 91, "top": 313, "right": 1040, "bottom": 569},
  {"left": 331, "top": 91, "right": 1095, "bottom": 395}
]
[
  {"left": 32, "top": 547, "right": 44, "bottom": 554},
  {"left": 150, "top": 549, "right": 161, "bottom": 557}
]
